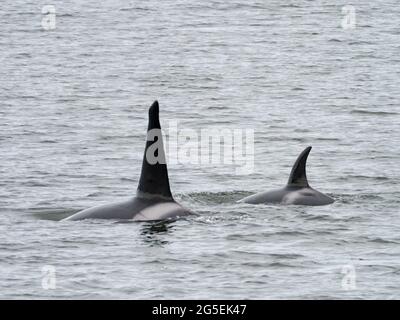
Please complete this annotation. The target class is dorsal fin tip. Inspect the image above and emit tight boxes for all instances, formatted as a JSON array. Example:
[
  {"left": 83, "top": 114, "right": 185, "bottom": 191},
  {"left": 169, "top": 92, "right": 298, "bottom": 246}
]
[
  {"left": 148, "top": 100, "right": 160, "bottom": 130},
  {"left": 149, "top": 100, "right": 159, "bottom": 113},
  {"left": 287, "top": 146, "right": 312, "bottom": 187}
]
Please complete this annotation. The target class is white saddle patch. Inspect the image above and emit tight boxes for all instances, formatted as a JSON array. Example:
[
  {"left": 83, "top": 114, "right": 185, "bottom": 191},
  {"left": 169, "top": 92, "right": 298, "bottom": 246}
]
[
  {"left": 282, "top": 188, "right": 314, "bottom": 205},
  {"left": 134, "top": 202, "right": 182, "bottom": 221}
]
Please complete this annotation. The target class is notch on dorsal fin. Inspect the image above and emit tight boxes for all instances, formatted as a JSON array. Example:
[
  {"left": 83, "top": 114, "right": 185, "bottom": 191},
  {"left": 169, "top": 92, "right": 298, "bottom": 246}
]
[
  {"left": 287, "top": 146, "right": 312, "bottom": 187},
  {"left": 137, "top": 101, "right": 173, "bottom": 199}
]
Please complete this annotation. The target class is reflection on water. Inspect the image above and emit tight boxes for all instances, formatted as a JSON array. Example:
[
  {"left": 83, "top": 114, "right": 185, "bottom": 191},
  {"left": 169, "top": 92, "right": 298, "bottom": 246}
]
[{"left": 140, "top": 221, "right": 174, "bottom": 246}]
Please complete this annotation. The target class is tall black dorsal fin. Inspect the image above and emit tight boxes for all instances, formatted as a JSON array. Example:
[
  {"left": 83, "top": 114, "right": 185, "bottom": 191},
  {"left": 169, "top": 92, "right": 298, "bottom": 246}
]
[
  {"left": 137, "top": 101, "right": 173, "bottom": 199},
  {"left": 287, "top": 146, "right": 312, "bottom": 187}
]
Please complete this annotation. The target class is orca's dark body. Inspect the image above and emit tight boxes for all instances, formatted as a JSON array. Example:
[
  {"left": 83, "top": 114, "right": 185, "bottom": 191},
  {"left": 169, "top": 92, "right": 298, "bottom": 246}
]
[
  {"left": 239, "top": 147, "right": 334, "bottom": 206},
  {"left": 63, "top": 101, "right": 192, "bottom": 221}
]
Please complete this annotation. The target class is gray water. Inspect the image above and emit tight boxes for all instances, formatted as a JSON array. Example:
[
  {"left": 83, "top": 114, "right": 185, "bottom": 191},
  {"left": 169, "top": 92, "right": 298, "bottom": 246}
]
[{"left": 1, "top": 0, "right": 400, "bottom": 299}]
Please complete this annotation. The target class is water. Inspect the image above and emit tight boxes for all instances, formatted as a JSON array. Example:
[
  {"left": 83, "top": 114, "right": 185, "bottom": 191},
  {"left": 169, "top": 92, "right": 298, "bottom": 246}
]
[{"left": 1, "top": 0, "right": 400, "bottom": 299}]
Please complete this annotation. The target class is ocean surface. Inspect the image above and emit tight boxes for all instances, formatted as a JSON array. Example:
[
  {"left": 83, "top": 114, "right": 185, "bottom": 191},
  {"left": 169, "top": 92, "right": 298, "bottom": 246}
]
[{"left": 1, "top": 0, "right": 400, "bottom": 299}]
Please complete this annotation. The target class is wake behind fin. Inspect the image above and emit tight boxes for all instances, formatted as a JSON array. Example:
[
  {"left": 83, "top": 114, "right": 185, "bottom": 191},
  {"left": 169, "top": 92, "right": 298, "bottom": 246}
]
[
  {"left": 287, "top": 146, "right": 312, "bottom": 187},
  {"left": 137, "top": 101, "right": 173, "bottom": 199}
]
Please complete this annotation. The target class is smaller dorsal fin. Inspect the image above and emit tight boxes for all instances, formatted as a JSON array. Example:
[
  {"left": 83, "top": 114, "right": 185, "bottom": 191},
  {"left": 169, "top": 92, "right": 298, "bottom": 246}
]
[{"left": 287, "top": 146, "right": 312, "bottom": 187}]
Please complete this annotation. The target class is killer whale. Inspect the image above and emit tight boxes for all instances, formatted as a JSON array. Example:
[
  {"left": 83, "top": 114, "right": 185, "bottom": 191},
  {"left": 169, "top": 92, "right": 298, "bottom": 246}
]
[
  {"left": 63, "top": 101, "right": 193, "bottom": 221},
  {"left": 238, "top": 146, "right": 334, "bottom": 206}
]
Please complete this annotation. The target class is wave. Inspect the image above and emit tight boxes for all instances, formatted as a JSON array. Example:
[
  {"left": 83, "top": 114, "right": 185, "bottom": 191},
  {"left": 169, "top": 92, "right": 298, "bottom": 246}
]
[
  {"left": 31, "top": 207, "right": 78, "bottom": 221},
  {"left": 351, "top": 109, "right": 399, "bottom": 116},
  {"left": 181, "top": 191, "right": 252, "bottom": 204}
]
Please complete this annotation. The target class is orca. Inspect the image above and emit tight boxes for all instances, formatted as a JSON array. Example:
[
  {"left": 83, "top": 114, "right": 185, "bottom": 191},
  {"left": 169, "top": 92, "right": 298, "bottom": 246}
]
[
  {"left": 63, "top": 101, "right": 193, "bottom": 221},
  {"left": 238, "top": 146, "right": 334, "bottom": 206}
]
